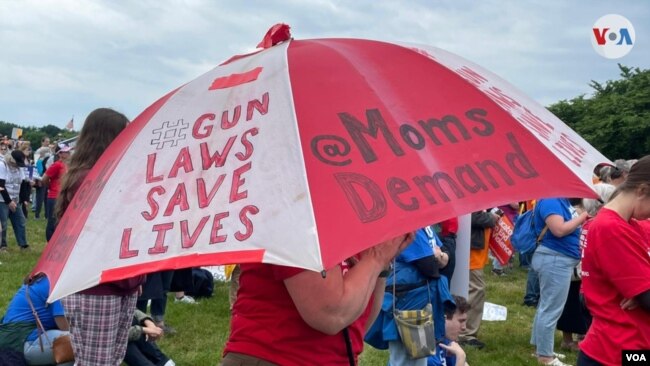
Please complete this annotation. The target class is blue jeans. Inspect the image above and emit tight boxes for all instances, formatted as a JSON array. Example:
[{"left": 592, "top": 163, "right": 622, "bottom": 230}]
[
  {"left": 530, "top": 246, "right": 579, "bottom": 357},
  {"left": 23, "top": 329, "right": 74, "bottom": 366},
  {"left": 388, "top": 340, "right": 427, "bottom": 366},
  {"left": 34, "top": 185, "right": 45, "bottom": 218},
  {"left": 0, "top": 202, "right": 28, "bottom": 247},
  {"left": 523, "top": 250, "right": 540, "bottom": 304}
]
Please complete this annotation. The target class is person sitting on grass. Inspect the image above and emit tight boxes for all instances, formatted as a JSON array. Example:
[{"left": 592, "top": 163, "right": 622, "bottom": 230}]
[
  {"left": 429, "top": 295, "right": 470, "bottom": 366},
  {"left": 123, "top": 309, "right": 176, "bottom": 366},
  {"left": 0, "top": 274, "right": 73, "bottom": 366}
]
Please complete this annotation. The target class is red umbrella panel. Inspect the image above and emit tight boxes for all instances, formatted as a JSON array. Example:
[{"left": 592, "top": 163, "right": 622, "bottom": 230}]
[{"left": 34, "top": 25, "right": 608, "bottom": 301}]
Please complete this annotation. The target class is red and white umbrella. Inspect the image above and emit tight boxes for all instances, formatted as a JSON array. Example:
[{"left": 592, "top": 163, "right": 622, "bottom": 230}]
[{"left": 35, "top": 24, "right": 608, "bottom": 301}]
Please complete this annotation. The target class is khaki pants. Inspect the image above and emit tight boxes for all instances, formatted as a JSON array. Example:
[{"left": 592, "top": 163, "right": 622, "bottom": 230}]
[{"left": 461, "top": 268, "right": 485, "bottom": 340}]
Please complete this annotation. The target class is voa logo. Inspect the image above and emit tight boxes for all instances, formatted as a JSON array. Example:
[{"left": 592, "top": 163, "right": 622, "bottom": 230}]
[{"left": 591, "top": 14, "right": 635, "bottom": 59}]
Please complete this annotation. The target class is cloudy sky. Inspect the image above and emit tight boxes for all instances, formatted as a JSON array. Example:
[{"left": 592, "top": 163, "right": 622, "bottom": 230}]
[{"left": 1, "top": 0, "right": 648, "bottom": 128}]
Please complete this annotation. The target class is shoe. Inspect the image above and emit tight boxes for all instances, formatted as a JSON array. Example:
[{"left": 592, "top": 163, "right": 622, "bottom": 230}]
[
  {"left": 539, "top": 357, "right": 572, "bottom": 366},
  {"left": 460, "top": 338, "right": 485, "bottom": 350},
  {"left": 20, "top": 245, "right": 30, "bottom": 251},
  {"left": 532, "top": 353, "right": 566, "bottom": 360},
  {"left": 491, "top": 268, "right": 506, "bottom": 276},
  {"left": 0, "top": 247, "right": 7, "bottom": 253},
  {"left": 174, "top": 295, "right": 197, "bottom": 304},
  {"left": 522, "top": 301, "right": 538, "bottom": 308}
]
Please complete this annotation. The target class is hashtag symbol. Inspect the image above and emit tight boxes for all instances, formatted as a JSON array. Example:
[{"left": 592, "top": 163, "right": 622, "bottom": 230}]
[{"left": 151, "top": 119, "right": 189, "bottom": 150}]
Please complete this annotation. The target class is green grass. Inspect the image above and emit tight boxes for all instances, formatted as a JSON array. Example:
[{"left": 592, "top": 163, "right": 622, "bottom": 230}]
[{"left": 1, "top": 218, "right": 579, "bottom": 365}]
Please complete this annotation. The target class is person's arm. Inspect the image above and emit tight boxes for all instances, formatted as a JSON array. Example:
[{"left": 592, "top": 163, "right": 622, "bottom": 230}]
[
  {"left": 545, "top": 212, "right": 588, "bottom": 237},
  {"left": 365, "top": 277, "right": 387, "bottom": 332},
  {"left": 140, "top": 319, "right": 163, "bottom": 341},
  {"left": 285, "top": 233, "right": 414, "bottom": 335},
  {"left": 54, "top": 316, "right": 69, "bottom": 331},
  {"left": 436, "top": 246, "right": 449, "bottom": 269},
  {"left": 439, "top": 341, "right": 467, "bottom": 366},
  {"left": 41, "top": 173, "right": 50, "bottom": 187},
  {"left": 0, "top": 179, "right": 11, "bottom": 204}
]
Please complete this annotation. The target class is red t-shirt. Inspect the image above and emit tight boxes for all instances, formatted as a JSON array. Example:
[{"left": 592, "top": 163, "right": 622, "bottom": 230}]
[
  {"left": 580, "top": 208, "right": 650, "bottom": 365},
  {"left": 45, "top": 160, "right": 66, "bottom": 198},
  {"left": 224, "top": 262, "right": 372, "bottom": 365}
]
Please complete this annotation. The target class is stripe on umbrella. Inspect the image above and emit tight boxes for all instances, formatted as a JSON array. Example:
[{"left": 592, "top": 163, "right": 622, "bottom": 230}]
[{"left": 209, "top": 67, "right": 264, "bottom": 90}]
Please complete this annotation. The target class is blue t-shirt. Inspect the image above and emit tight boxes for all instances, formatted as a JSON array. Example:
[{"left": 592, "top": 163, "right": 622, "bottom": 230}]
[
  {"left": 2, "top": 277, "right": 65, "bottom": 341},
  {"left": 427, "top": 338, "right": 457, "bottom": 366},
  {"left": 534, "top": 198, "right": 581, "bottom": 259}
]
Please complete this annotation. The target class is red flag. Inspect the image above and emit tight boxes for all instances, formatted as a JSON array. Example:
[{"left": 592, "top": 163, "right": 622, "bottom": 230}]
[{"left": 65, "top": 117, "right": 74, "bottom": 131}]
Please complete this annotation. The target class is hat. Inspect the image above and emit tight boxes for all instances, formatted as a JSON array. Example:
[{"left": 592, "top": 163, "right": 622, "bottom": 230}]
[
  {"left": 57, "top": 144, "right": 72, "bottom": 154},
  {"left": 11, "top": 150, "right": 26, "bottom": 167}
]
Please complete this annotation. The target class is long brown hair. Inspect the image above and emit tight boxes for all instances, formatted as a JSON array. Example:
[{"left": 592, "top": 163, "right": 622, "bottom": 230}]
[{"left": 55, "top": 108, "right": 129, "bottom": 219}]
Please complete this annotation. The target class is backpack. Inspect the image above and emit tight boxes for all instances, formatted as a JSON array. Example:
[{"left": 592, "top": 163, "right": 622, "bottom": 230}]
[
  {"left": 36, "top": 158, "right": 46, "bottom": 176},
  {"left": 511, "top": 206, "right": 548, "bottom": 254},
  {"left": 185, "top": 268, "right": 214, "bottom": 298}
]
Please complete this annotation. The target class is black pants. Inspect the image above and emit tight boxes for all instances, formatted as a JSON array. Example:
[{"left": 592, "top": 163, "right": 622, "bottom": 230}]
[
  {"left": 123, "top": 336, "right": 170, "bottom": 366},
  {"left": 577, "top": 351, "right": 603, "bottom": 366}
]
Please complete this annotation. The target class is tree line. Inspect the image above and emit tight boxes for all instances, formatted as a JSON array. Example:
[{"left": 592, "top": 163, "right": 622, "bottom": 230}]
[
  {"left": 0, "top": 122, "right": 77, "bottom": 148},
  {"left": 548, "top": 64, "right": 649, "bottom": 160}
]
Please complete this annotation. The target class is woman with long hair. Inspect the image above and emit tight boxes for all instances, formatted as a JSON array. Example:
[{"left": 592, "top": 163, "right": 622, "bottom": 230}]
[
  {"left": 579, "top": 156, "right": 650, "bottom": 366},
  {"left": 58, "top": 108, "right": 146, "bottom": 365}
]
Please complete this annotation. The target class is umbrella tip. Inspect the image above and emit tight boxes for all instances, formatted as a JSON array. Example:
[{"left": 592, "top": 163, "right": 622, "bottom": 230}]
[{"left": 257, "top": 23, "right": 292, "bottom": 49}]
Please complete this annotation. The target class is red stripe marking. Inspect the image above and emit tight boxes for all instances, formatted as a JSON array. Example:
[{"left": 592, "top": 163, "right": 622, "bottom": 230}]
[
  {"left": 99, "top": 249, "right": 265, "bottom": 283},
  {"left": 209, "top": 67, "right": 263, "bottom": 90}
]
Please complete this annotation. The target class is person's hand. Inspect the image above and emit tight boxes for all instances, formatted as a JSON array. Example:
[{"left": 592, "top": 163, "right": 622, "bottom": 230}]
[
  {"left": 578, "top": 211, "right": 589, "bottom": 223},
  {"left": 142, "top": 320, "right": 163, "bottom": 341},
  {"left": 439, "top": 341, "right": 466, "bottom": 358},
  {"left": 621, "top": 297, "right": 638, "bottom": 310},
  {"left": 362, "top": 232, "right": 415, "bottom": 268},
  {"left": 8, "top": 201, "right": 16, "bottom": 212}
]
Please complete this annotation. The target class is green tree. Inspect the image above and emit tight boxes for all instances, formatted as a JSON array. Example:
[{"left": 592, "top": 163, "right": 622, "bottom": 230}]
[{"left": 548, "top": 64, "right": 650, "bottom": 160}]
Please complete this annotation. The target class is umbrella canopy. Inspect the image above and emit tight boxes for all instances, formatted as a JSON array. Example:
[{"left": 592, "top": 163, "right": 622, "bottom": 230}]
[{"left": 34, "top": 24, "right": 608, "bottom": 301}]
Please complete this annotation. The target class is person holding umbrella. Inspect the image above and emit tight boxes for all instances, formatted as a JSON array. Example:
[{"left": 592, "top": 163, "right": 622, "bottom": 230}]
[{"left": 221, "top": 232, "right": 414, "bottom": 366}]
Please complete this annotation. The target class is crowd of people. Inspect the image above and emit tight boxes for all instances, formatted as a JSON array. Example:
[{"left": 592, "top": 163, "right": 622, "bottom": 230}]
[{"left": 0, "top": 106, "right": 648, "bottom": 366}]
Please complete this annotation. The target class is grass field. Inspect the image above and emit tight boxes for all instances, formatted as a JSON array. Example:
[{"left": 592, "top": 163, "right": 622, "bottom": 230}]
[{"left": 0, "top": 218, "right": 579, "bottom": 365}]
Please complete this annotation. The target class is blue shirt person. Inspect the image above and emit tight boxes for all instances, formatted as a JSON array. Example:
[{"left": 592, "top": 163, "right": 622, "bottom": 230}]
[{"left": 365, "top": 227, "right": 454, "bottom": 366}]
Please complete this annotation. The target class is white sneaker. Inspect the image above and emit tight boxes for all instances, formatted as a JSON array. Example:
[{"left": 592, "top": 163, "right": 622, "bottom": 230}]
[
  {"left": 540, "top": 357, "right": 572, "bottom": 366},
  {"left": 164, "top": 360, "right": 176, "bottom": 366},
  {"left": 174, "top": 295, "right": 197, "bottom": 304},
  {"left": 531, "top": 353, "right": 566, "bottom": 361}
]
